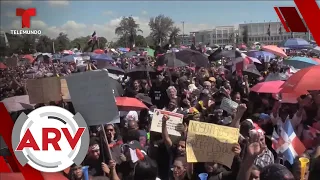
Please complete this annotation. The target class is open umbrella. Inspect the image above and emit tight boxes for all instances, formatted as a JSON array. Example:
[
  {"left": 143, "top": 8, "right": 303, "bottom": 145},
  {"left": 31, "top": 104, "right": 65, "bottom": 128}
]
[
  {"left": 251, "top": 80, "right": 284, "bottom": 93},
  {"left": 311, "top": 46, "right": 320, "bottom": 54},
  {"left": 124, "top": 51, "right": 137, "bottom": 58},
  {"left": 93, "top": 49, "right": 104, "bottom": 54},
  {"left": 281, "top": 65, "right": 320, "bottom": 93},
  {"left": 175, "top": 49, "right": 208, "bottom": 67},
  {"left": 20, "top": 54, "right": 34, "bottom": 63},
  {"left": 284, "top": 57, "right": 319, "bottom": 69},
  {"left": 110, "top": 77, "right": 124, "bottom": 96},
  {"left": 264, "top": 73, "right": 289, "bottom": 82},
  {"left": 115, "top": 97, "right": 148, "bottom": 111},
  {"left": 126, "top": 65, "right": 155, "bottom": 74},
  {"left": 0, "top": 62, "right": 7, "bottom": 69},
  {"left": 243, "top": 64, "right": 261, "bottom": 77},
  {"left": 246, "top": 51, "right": 276, "bottom": 62},
  {"left": 278, "top": 38, "right": 312, "bottom": 49},
  {"left": 261, "top": 45, "right": 287, "bottom": 57},
  {"left": 90, "top": 54, "right": 113, "bottom": 61},
  {"left": 105, "top": 65, "right": 125, "bottom": 74},
  {"left": 156, "top": 52, "right": 188, "bottom": 68}
]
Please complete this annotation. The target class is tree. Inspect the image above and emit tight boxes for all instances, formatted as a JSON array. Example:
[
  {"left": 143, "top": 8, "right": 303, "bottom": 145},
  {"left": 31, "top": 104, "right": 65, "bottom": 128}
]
[
  {"left": 135, "top": 35, "right": 146, "bottom": 47},
  {"left": 36, "top": 35, "right": 52, "bottom": 53},
  {"left": 54, "top": 32, "right": 71, "bottom": 52},
  {"left": 168, "top": 26, "right": 180, "bottom": 45},
  {"left": 242, "top": 26, "right": 249, "bottom": 45},
  {"left": 71, "top": 36, "right": 90, "bottom": 51},
  {"left": 97, "top": 36, "right": 107, "bottom": 49},
  {"left": 148, "top": 15, "right": 174, "bottom": 46},
  {"left": 115, "top": 16, "right": 143, "bottom": 48}
]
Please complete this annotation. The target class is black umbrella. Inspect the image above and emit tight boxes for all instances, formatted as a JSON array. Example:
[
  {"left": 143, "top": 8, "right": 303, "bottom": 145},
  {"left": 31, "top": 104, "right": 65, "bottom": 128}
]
[
  {"left": 209, "top": 49, "right": 239, "bottom": 61},
  {"left": 110, "top": 78, "right": 124, "bottom": 96},
  {"left": 126, "top": 65, "right": 155, "bottom": 74},
  {"left": 136, "top": 93, "right": 153, "bottom": 106},
  {"left": 243, "top": 64, "right": 261, "bottom": 77},
  {"left": 106, "top": 65, "right": 125, "bottom": 75},
  {"left": 156, "top": 53, "right": 188, "bottom": 68},
  {"left": 175, "top": 49, "right": 208, "bottom": 67}
]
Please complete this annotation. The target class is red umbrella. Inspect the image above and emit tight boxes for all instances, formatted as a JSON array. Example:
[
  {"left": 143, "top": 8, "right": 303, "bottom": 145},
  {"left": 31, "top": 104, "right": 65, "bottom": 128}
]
[
  {"left": 93, "top": 49, "right": 104, "bottom": 54},
  {"left": 115, "top": 97, "right": 148, "bottom": 111},
  {"left": 281, "top": 65, "right": 320, "bottom": 93},
  {"left": 21, "top": 54, "right": 34, "bottom": 63},
  {"left": 251, "top": 80, "right": 284, "bottom": 93},
  {"left": 0, "top": 62, "right": 7, "bottom": 69}
]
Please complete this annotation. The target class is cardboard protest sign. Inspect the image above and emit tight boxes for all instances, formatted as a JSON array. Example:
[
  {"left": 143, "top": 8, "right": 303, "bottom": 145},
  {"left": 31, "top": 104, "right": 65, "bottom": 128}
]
[
  {"left": 5, "top": 57, "right": 18, "bottom": 67},
  {"left": 1, "top": 95, "right": 35, "bottom": 112},
  {"left": 186, "top": 120, "right": 239, "bottom": 168},
  {"left": 150, "top": 109, "right": 183, "bottom": 136},
  {"left": 26, "top": 77, "right": 61, "bottom": 104},
  {"left": 60, "top": 78, "right": 71, "bottom": 102},
  {"left": 220, "top": 97, "right": 239, "bottom": 114},
  {"left": 65, "top": 70, "right": 119, "bottom": 126}
]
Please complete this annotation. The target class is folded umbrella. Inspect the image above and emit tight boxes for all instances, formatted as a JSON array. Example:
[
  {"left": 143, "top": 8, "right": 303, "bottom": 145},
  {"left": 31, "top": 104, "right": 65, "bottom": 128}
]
[
  {"left": 251, "top": 80, "right": 284, "bottom": 93},
  {"left": 115, "top": 97, "right": 148, "bottom": 111},
  {"left": 175, "top": 49, "right": 208, "bottom": 67}
]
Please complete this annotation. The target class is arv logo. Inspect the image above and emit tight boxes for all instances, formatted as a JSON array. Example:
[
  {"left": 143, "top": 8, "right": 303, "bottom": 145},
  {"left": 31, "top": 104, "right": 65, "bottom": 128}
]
[{"left": 12, "top": 106, "right": 90, "bottom": 172}]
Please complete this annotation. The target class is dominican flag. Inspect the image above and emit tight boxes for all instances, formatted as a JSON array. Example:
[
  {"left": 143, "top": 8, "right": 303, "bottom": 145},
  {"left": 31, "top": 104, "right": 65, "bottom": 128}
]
[
  {"left": 272, "top": 120, "right": 306, "bottom": 164},
  {"left": 232, "top": 49, "right": 253, "bottom": 75},
  {"left": 88, "top": 31, "right": 98, "bottom": 45}
]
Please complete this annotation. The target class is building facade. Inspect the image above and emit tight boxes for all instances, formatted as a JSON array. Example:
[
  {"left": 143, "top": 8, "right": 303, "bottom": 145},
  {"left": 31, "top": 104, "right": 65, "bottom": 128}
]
[
  {"left": 191, "top": 21, "right": 313, "bottom": 47},
  {"left": 237, "top": 21, "right": 313, "bottom": 45}
]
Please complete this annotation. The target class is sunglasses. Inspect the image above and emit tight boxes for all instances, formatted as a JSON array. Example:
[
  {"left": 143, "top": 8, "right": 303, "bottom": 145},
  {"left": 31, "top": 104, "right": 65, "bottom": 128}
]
[{"left": 106, "top": 129, "right": 114, "bottom": 132}]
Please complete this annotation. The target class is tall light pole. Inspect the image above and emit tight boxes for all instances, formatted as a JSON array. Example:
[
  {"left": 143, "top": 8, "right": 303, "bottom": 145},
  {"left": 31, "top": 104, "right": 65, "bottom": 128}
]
[{"left": 181, "top": 21, "right": 185, "bottom": 45}]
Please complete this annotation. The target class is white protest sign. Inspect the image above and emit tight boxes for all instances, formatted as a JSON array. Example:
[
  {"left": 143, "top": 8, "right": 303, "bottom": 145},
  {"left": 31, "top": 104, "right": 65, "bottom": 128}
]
[
  {"left": 150, "top": 109, "right": 183, "bottom": 136},
  {"left": 220, "top": 97, "right": 238, "bottom": 114},
  {"left": 65, "top": 70, "right": 119, "bottom": 126}
]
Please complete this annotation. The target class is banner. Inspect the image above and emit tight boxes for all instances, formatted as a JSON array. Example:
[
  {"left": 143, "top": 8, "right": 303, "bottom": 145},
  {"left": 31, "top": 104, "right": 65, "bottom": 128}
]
[
  {"left": 186, "top": 120, "right": 239, "bottom": 168},
  {"left": 150, "top": 109, "right": 183, "bottom": 136}
]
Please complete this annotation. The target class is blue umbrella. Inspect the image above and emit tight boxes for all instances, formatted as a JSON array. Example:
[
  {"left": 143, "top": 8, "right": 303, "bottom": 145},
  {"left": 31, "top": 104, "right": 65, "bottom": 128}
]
[
  {"left": 246, "top": 51, "right": 275, "bottom": 62},
  {"left": 60, "top": 54, "right": 78, "bottom": 63},
  {"left": 118, "top": 48, "right": 130, "bottom": 52},
  {"left": 284, "top": 56, "right": 319, "bottom": 69},
  {"left": 90, "top": 54, "right": 113, "bottom": 61},
  {"left": 278, "top": 38, "right": 312, "bottom": 49}
]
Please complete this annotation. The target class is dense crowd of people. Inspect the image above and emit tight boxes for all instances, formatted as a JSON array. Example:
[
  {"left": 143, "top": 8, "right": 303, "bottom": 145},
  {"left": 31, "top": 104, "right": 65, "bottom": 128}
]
[{"left": 1, "top": 43, "right": 320, "bottom": 180}]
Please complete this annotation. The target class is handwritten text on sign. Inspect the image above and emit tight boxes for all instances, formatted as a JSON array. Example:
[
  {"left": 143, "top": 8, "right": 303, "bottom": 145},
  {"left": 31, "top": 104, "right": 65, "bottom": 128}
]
[
  {"left": 186, "top": 120, "right": 239, "bottom": 168},
  {"left": 150, "top": 109, "right": 183, "bottom": 136}
]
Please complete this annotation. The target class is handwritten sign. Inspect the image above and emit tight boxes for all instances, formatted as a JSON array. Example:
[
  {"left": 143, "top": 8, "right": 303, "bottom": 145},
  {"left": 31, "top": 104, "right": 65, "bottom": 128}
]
[
  {"left": 66, "top": 70, "right": 119, "bottom": 126},
  {"left": 186, "top": 120, "right": 239, "bottom": 168},
  {"left": 26, "top": 77, "right": 61, "bottom": 104},
  {"left": 60, "top": 78, "right": 71, "bottom": 102},
  {"left": 150, "top": 109, "right": 183, "bottom": 136},
  {"left": 220, "top": 97, "right": 238, "bottom": 114}
]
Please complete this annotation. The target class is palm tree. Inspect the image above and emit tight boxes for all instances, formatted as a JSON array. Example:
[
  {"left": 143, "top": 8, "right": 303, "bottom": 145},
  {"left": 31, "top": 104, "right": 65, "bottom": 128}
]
[
  {"left": 115, "top": 16, "right": 143, "bottom": 48},
  {"left": 169, "top": 26, "right": 180, "bottom": 45}
]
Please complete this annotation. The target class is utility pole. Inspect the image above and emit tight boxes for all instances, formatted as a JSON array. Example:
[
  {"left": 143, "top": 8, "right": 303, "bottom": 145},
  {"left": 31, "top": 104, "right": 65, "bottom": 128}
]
[{"left": 182, "top": 21, "right": 185, "bottom": 44}]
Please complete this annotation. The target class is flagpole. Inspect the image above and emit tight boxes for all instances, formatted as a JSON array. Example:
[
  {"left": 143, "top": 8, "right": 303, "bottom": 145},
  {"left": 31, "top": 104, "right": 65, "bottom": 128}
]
[{"left": 52, "top": 41, "right": 55, "bottom": 54}]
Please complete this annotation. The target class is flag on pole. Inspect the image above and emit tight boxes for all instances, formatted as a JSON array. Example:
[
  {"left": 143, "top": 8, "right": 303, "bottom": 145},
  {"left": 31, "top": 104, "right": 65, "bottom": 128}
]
[
  {"left": 267, "top": 23, "right": 271, "bottom": 36},
  {"left": 272, "top": 120, "right": 306, "bottom": 164},
  {"left": 88, "top": 31, "right": 98, "bottom": 45},
  {"left": 0, "top": 30, "right": 9, "bottom": 47}
]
